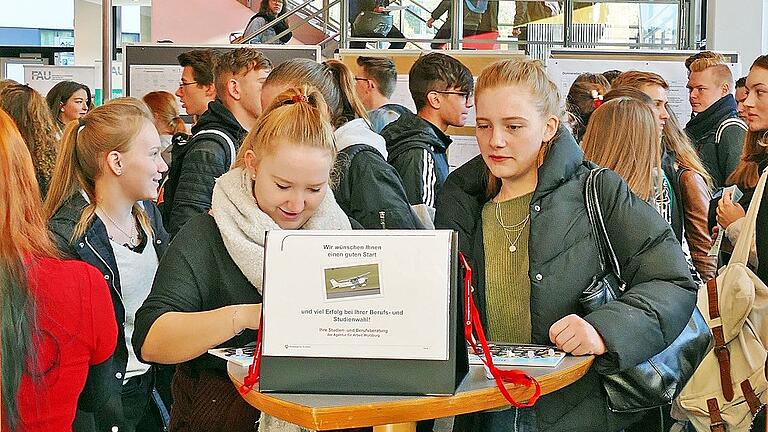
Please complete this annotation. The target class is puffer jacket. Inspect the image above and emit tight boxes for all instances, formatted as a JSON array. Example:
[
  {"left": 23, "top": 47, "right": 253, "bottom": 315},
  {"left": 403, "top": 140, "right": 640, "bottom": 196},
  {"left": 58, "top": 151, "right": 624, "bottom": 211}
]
[
  {"left": 333, "top": 118, "right": 423, "bottom": 229},
  {"left": 435, "top": 128, "right": 697, "bottom": 432},
  {"left": 685, "top": 94, "right": 747, "bottom": 188},
  {"left": 381, "top": 110, "right": 451, "bottom": 208},
  {"left": 160, "top": 99, "right": 246, "bottom": 237}
]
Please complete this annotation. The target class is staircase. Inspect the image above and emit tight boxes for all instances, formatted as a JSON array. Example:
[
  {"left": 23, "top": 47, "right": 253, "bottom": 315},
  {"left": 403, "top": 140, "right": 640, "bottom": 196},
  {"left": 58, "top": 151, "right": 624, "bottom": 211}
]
[{"left": 231, "top": 0, "right": 441, "bottom": 56}]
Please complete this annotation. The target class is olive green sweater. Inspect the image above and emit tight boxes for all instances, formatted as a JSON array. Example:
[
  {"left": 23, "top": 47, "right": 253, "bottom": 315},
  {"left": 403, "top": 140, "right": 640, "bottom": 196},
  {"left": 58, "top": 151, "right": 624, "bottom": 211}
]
[{"left": 481, "top": 193, "right": 532, "bottom": 343}]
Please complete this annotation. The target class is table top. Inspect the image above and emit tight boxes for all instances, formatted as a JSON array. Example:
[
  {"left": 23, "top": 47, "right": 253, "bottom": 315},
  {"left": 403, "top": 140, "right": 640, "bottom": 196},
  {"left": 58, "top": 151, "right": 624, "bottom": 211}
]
[{"left": 228, "top": 355, "right": 593, "bottom": 430}]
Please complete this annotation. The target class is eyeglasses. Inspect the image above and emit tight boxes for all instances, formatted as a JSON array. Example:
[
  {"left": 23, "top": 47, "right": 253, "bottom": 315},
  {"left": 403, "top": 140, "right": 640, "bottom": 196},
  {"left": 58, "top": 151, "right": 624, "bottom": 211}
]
[
  {"left": 178, "top": 81, "right": 199, "bottom": 88},
  {"left": 432, "top": 90, "right": 472, "bottom": 104}
]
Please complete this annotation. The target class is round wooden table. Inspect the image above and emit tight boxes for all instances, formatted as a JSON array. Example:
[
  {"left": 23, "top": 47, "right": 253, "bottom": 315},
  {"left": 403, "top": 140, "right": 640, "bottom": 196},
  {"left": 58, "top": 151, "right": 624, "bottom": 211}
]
[{"left": 229, "top": 355, "right": 593, "bottom": 431}]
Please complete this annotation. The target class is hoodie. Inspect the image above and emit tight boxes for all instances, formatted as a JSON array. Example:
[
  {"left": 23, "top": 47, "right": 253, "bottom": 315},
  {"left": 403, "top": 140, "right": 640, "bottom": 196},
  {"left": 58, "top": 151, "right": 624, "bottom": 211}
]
[
  {"left": 160, "top": 99, "right": 247, "bottom": 237},
  {"left": 685, "top": 94, "right": 747, "bottom": 187},
  {"left": 332, "top": 118, "right": 423, "bottom": 229},
  {"left": 381, "top": 110, "right": 452, "bottom": 208}
]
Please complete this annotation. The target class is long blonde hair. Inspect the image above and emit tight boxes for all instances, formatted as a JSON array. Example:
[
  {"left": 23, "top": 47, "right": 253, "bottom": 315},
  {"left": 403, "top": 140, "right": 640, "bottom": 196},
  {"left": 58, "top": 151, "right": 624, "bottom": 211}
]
[
  {"left": 612, "top": 70, "right": 713, "bottom": 189},
  {"left": 234, "top": 85, "right": 336, "bottom": 173},
  {"left": 44, "top": 97, "right": 156, "bottom": 241},
  {"left": 581, "top": 98, "right": 663, "bottom": 202},
  {"left": 475, "top": 58, "right": 562, "bottom": 199}
]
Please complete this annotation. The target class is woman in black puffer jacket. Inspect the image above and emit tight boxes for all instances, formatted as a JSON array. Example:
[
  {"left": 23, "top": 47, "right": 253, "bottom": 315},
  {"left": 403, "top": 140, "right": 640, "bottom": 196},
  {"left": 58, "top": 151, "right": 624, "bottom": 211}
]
[{"left": 435, "top": 58, "right": 697, "bottom": 432}]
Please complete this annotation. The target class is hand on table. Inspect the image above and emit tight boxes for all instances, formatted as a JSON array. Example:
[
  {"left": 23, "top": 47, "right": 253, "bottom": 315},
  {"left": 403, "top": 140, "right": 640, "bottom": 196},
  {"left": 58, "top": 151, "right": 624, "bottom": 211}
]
[{"left": 549, "top": 314, "right": 606, "bottom": 356}]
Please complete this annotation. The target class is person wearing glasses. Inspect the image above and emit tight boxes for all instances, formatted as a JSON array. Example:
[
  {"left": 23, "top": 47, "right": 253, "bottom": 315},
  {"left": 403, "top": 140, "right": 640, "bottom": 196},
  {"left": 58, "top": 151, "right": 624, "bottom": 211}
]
[
  {"left": 175, "top": 49, "right": 217, "bottom": 119},
  {"left": 354, "top": 56, "right": 413, "bottom": 134},
  {"left": 160, "top": 48, "right": 272, "bottom": 237},
  {"left": 381, "top": 52, "right": 473, "bottom": 217}
]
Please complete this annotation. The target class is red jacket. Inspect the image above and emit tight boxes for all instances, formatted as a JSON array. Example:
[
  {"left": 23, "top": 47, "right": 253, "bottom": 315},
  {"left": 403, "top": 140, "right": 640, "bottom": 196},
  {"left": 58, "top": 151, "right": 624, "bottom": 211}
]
[{"left": 3, "top": 257, "right": 117, "bottom": 432}]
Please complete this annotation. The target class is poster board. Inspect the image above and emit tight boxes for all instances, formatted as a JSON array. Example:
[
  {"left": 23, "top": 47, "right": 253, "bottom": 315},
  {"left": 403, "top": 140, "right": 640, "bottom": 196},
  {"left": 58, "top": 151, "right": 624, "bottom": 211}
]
[
  {"left": 259, "top": 230, "right": 465, "bottom": 396},
  {"left": 123, "top": 43, "right": 321, "bottom": 99},
  {"left": 23, "top": 65, "right": 96, "bottom": 97},
  {"left": 546, "top": 49, "right": 742, "bottom": 122}
]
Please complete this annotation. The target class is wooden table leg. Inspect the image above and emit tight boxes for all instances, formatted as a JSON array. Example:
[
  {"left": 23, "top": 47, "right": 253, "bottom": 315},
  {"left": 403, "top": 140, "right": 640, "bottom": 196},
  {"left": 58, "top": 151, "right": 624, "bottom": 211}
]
[{"left": 372, "top": 422, "right": 417, "bottom": 432}]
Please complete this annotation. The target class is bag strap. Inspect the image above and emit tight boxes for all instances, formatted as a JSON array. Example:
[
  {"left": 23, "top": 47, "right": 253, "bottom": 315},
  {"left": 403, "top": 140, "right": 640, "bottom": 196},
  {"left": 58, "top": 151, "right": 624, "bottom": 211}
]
[
  {"left": 731, "top": 168, "right": 768, "bottom": 264},
  {"left": 239, "top": 312, "right": 264, "bottom": 395},
  {"left": 705, "top": 278, "right": 734, "bottom": 401},
  {"left": 706, "top": 398, "right": 726, "bottom": 432},
  {"left": 459, "top": 253, "right": 542, "bottom": 408},
  {"left": 585, "top": 168, "right": 625, "bottom": 290},
  {"left": 195, "top": 129, "right": 237, "bottom": 169}
]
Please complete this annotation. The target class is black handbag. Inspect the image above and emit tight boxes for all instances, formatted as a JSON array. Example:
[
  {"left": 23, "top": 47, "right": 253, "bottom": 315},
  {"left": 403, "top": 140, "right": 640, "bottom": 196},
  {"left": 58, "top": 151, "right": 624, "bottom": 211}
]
[{"left": 580, "top": 167, "right": 712, "bottom": 413}]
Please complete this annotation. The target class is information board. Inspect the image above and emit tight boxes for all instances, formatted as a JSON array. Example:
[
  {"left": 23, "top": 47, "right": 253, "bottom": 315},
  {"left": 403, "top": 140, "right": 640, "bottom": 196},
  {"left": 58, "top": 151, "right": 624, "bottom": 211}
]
[{"left": 23, "top": 65, "right": 96, "bottom": 97}]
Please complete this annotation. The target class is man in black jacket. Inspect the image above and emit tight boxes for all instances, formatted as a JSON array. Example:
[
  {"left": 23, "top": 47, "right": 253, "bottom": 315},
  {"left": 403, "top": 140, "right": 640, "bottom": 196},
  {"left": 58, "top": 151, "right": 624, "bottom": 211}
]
[
  {"left": 685, "top": 57, "right": 747, "bottom": 187},
  {"left": 160, "top": 48, "right": 272, "bottom": 237},
  {"left": 381, "top": 52, "right": 473, "bottom": 210}
]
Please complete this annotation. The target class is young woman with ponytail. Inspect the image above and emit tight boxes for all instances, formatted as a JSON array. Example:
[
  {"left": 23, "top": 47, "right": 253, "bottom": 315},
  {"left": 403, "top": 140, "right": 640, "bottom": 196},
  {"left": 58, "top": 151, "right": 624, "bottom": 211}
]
[
  {"left": 133, "top": 86, "right": 350, "bottom": 431},
  {"left": 0, "top": 109, "right": 117, "bottom": 431},
  {"left": 44, "top": 97, "right": 170, "bottom": 432},
  {"left": 261, "top": 58, "right": 424, "bottom": 229}
]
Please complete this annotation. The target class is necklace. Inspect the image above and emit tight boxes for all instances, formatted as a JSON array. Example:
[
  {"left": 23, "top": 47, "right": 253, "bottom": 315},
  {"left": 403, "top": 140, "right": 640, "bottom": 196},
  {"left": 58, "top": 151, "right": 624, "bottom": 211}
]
[
  {"left": 495, "top": 201, "right": 530, "bottom": 253},
  {"left": 99, "top": 208, "right": 139, "bottom": 248}
]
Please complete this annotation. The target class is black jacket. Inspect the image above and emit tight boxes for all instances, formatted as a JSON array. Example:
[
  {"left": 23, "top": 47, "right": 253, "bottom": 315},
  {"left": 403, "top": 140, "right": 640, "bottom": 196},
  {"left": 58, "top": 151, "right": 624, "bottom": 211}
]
[
  {"left": 685, "top": 94, "right": 747, "bottom": 188},
  {"left": 335, "top": 144, "right": 424, "bottom": 229},
  {"left": 160, "top": 99, "right": 245, "bottom": 237},
  {"left": 435, "top": 129, "right": 697, "bottom": 431},
  {"left": 48, "top": 193, "right": 169, "bottom": 427},
  {"left": 333, "top": 118, "right": 423, "bottom": 229},
  {"left": 381, "top": 111, "right": 451, "bottom": 208}
]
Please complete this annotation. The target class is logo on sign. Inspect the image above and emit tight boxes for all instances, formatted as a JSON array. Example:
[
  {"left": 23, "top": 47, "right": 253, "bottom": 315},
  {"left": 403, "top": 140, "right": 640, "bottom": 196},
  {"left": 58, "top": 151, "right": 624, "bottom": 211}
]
[{"left": 31, "top": 71, "right": 52, "bottom": 80}]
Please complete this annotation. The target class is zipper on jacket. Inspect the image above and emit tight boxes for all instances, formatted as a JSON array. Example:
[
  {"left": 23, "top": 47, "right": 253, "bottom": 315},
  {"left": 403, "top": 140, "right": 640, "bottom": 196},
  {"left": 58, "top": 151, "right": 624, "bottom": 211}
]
[
  {"left": 379, "top": 211, "right": 386, "bottom": 229},
  {"left": 84, "top": 235, "right": 125, "bottom": 305}
]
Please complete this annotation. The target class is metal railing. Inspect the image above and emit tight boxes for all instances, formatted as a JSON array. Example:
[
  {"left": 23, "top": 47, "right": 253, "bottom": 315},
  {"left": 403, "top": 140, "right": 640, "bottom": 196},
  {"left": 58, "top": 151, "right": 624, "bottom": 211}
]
[{"left": 234, "top": 0, "right": 692, "bottom": 55}]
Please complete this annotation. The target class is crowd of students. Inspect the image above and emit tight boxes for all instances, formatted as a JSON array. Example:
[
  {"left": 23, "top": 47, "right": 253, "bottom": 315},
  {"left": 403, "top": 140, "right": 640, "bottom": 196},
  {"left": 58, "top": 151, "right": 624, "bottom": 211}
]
[{"left": 1, "top": 45, "right": 768, "bottom": 432}]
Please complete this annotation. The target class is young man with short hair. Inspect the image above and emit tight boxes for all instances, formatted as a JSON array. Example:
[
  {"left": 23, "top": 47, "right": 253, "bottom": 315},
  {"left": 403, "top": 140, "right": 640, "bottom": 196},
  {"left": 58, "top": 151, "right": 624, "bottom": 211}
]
[
  {"left": 381, "top": 52, "right": 473, "bottom": 209},
  {"left": 175, "top": 49, "right": 218, "bottom": 117},
  {"left": 685, "top": 57, "right": 747, "bottom": 187},
  {"left": 161, "top": 47, "right": 272, "bottom": 236},
  {"left": 355, "top": 56, "right": 412, "bottom": 133}
]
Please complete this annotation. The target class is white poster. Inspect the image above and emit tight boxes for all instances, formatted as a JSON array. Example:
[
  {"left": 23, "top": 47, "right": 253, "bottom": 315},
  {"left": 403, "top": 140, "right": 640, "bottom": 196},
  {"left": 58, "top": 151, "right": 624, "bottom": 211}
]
[
  {"left": 262, "top": 230, "right": 452, "bottom": 361},
  {"left": 448, "top": 134, "right": 480, "bottom": 171},
  {"left": 23, "top": 65, "right": 96, "bottom": 97},
  {"left": 129, "top": 65, "right": 185, "bottom": 114},
  {"left": 545, "top": 58, "right": 742, "bottom": 123}
]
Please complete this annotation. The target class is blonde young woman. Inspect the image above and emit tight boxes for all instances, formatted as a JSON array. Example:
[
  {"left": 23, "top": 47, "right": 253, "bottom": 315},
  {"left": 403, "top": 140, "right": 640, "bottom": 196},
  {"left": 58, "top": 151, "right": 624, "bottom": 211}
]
[
  {"left": 611, "top": 70, "right": 716, "bottom": 281},
  {"left": 45, "top": 98, "right": 170, "bottom": 432},
  {"left": 133, "top": 86, "right": 351, "bottom": 431},
  {"left": 435, "top": 59, "right": 696, "bottom": 432}
]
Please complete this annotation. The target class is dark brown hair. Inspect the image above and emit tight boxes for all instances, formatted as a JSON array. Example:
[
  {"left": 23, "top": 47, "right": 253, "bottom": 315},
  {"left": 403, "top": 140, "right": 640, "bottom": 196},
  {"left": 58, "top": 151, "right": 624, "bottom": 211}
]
[
  {"left": 177, "top": 49, "right": 217, "bottom": 86},
  {"left": 356, "top": 56, "right": 398, "bottom": 98},
  {"left": 214, "top": 47, "right": 272, "bottom": 98},
  {"left": 409, "top": 53, "right": 473, "bottom": 111}
]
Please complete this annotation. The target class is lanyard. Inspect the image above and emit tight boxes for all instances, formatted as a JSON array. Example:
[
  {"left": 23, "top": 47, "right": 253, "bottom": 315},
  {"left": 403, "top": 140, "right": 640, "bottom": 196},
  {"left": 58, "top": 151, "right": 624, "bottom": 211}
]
[{"left": 459, "top": 252, "right": 542, "bottom": 408}]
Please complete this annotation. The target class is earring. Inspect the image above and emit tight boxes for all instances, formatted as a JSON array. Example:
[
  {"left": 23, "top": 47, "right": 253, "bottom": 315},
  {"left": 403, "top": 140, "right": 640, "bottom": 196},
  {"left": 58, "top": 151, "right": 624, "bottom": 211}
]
[
  {"left": 759, "top": 131, "right": 768, "bottom": 148},
  {"left": 115, "top": 170, "right": 123, "bottom": 176},
  {"left": 251, "top": 174, "right": 257, "bottom": 180}
]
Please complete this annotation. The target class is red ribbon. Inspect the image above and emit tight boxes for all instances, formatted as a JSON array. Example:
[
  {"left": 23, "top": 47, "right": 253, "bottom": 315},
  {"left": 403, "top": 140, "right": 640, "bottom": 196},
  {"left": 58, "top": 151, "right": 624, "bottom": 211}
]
[
  {"left": 239, "top": 312, "right": 263, "bottom": 395},
  {"left": 459, "top": 252, "right": 542, "bottom": 408}
]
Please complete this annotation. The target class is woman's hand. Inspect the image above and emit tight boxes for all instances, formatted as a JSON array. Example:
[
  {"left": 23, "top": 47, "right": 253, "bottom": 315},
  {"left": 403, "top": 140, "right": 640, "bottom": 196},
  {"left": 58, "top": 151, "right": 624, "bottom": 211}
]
[
  {"left": 716, "top": 190, "right": 746, "bottom": 229},
  {"left": 426, "top": 18, "right": 435, "bottom": 28},
  {"left": 549, "top": 314, "right": 606, "bottom": 355},
  {"left": 233, "top": 304, "right": 262, "bottom": 335}
]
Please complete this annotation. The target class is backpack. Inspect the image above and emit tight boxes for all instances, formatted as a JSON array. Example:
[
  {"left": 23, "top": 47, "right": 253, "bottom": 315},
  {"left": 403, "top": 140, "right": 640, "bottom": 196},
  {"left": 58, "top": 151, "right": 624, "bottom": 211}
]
[{"left": 675, "top": 169, "right": 768, "bottom": 431}]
